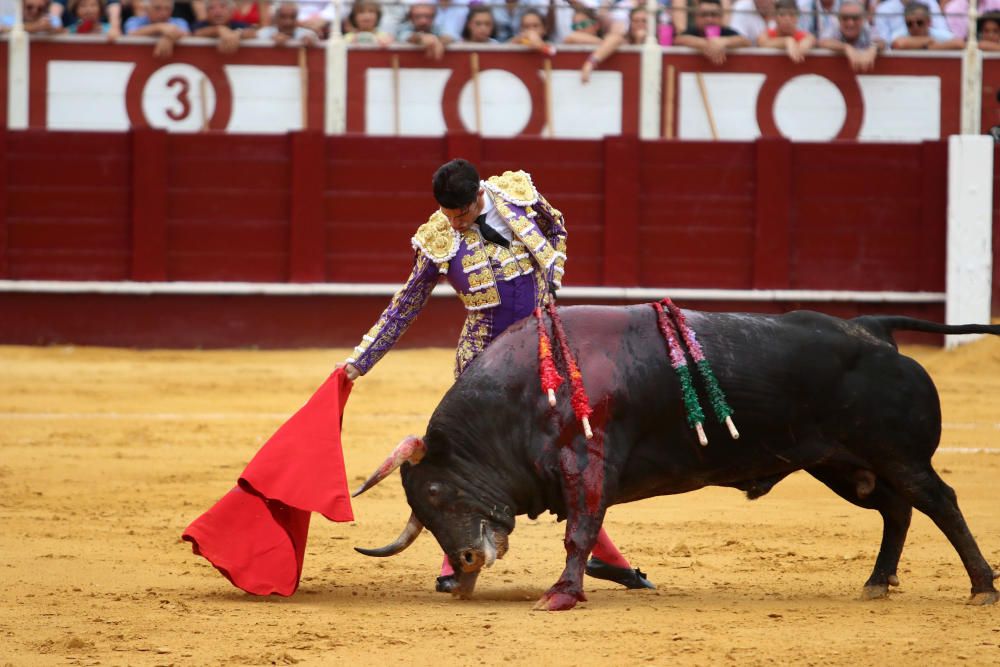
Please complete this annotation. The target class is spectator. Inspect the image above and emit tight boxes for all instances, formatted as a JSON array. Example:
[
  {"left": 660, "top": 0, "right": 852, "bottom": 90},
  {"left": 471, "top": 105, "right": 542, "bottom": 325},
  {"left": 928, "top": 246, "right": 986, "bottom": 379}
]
[
  {"left": 796, "top": 0, "right": 841, "bottom": 40},
  {"left": 675, "top": 0, "right": 752, "bottom": 64},
  {"left": 7, "top": 0, "right": 65, "bottom": 33},
  {"left": 230, "top": 0, "right": 268, "bottom": 27},
  {"left": 50, "top": 0, "right": 121, "bottom": 38},
  {"left": 125, "top": 0, "right": 189, "bottom": 58},
  {"left": 891, "top": 1, "right": 963, "bottom": 49},
  {"left": 818, "top": 0, "right": 884, "bottom": 72},
  {"left": 562, "top": 7, "right": 603, "bottom": 44},
  {"left": 508, "top": 7, "right": 555, "bottom": 51},
  {"left": 67, "top": 0, "right": 109, "bottom": 33},
  {"left": 580, "top": 5, "right": 648, "bottom": 82},
  {"left": 397, "top": 1, "right": 447, "bottom": 58},
  {"left": 942, "top": 0, "right": 1000, "bottom": 39},
  {"left": 434, "top": 0, "right": 472, "bottom": 43},
  {"left": 256, "top": 0, "right": 318, "bottom": 44},
  {"left": 875, "top": 0, "right": 951, "bottom": 45},
  {"left": 979, "top": 11, "right": 1000, "bottom": 49},
  {"left": 193, "top": 0, "right": 257, "bottom": 54},
  {"left": 730, "top": 0, "right": 776, "bottom": 42},
  {"left": 345, "top": 0, "right": 393, "bottom": 44},
  {"left": 758, "top": 0, "right": 815, "bottom": 61},
  {"left": 493, "top": 0, "right": 544, "bottom": 42},
  {"left": 461, "top": 5, "right": 497, "bottom": 43}
]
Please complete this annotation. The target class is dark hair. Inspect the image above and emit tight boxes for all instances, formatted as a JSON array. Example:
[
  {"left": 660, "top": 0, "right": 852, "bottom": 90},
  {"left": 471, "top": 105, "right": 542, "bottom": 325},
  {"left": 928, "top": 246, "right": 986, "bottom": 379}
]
[
  {"left": 519, "top": 8, "right": 548, "bottom": 39},
  {"left": 774, "top": 0, "right": 799, "bottom": 13},
  {"left": 461, "top": 6, "right": 495, "bottom": 41},
  {"left": 433, "top": 159, "right": 480, "bottom": 209},
  {"left": 698, "top": 0, "right": 723, "bottom": 6},
  {"left": 903, "top": 2, "right": 929, "bottom": 17}
]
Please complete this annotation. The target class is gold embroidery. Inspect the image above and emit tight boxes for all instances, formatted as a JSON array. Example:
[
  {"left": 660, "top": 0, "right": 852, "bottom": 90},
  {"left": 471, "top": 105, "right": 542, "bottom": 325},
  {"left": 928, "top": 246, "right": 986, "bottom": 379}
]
[
  {"left": 412, "top": 212, "right": 461, "bottom": 263},
  {"left": 454, "top": 311, "right": 492, "bottom": 378},
  {"left": 467, "top": 267, "right": 495, "bottom": 292},
  {"left": 484, "top": 170, "right": 538, "bottom": 206},
  {"left": 462, "top": 247, "right": 488, "bottom": 271},
  {"left": 458, "top": 286, "right": 500, "bottom": 310}
]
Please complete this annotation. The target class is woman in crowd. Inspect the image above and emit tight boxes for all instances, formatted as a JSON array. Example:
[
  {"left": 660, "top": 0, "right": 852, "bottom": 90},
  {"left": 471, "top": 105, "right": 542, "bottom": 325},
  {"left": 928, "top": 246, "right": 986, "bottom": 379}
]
[
  {"left": 461, "top": 5, "right": 497, "bottom": 43},
  {"left": 345, "top": 0, "right": 394, "bottom": 45},
  {"left": 508, "top": 8, "right": 554, "bottom": 54},
  {"left": 67, "top": 0, "right": 109, "bottom": 33}
]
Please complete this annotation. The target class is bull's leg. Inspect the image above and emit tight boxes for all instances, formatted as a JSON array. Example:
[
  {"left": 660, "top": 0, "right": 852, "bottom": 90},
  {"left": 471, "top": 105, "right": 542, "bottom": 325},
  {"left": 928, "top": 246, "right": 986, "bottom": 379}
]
[
  {"left": 807, "top": 464, "right": 912, "bottom": 599},
  {"left": 534, "top": 432, "right": 611, "bottom": 612},
  {"left": 533, "top": 506, "right": 606, "bottom": 612},
  {"left": 887, "top": 464, "right": 998, "bottom": 605}
]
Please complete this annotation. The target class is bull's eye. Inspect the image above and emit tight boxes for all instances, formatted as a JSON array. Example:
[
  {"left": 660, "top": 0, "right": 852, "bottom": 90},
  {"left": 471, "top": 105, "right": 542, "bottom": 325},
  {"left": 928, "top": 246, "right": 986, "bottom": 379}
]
[{"left": 427, "top": 482, "right": 444, "bottom": 506}]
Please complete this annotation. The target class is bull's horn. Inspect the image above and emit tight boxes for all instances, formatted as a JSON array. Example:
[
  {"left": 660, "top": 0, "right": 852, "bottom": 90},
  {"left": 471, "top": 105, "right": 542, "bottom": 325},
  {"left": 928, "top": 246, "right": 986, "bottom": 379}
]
[
  {"left": 354, "top": 512, "right": 424, "bottom": 557},
  {"left": 352, "top": 435, "right": 426, "bottom": 497}
]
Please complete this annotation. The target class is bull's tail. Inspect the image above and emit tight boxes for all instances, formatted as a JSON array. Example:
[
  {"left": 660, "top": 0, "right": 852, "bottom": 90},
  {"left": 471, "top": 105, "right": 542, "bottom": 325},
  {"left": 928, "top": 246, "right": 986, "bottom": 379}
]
[{"left": 857, "top": 315, "right": 1000, "bottom": 339}]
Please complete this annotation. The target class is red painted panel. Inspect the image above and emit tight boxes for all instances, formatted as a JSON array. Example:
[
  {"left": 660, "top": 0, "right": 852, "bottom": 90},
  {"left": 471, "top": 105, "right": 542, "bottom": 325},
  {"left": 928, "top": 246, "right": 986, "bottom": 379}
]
[
  {"left": 0, "top": 42, "right": 7, "bottom": 130},
  {"left": 6, "top": 249, "right": 131, "bottom": 281},
  {"left": 167, "top": 191, "right": 289, "bottom": 221},
  {"left": 9, "top": 155, "right": 130, "bottom": 188},
  {"left": 0, "top": 130, "right": 6, "bottom": 278}
]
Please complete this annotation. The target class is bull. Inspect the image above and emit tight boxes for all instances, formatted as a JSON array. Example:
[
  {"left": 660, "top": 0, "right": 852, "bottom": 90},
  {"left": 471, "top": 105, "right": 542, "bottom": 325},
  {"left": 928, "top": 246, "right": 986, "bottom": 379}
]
[{"left": 353, "top": 305, "right": 1000, "bottom": 611}]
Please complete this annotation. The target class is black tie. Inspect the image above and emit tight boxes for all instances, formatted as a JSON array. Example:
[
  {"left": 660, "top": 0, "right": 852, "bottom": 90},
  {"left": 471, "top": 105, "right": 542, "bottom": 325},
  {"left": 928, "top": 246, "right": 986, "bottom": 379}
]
[{"left": 475, "top": 214, "right": 510, "bottom": 248}]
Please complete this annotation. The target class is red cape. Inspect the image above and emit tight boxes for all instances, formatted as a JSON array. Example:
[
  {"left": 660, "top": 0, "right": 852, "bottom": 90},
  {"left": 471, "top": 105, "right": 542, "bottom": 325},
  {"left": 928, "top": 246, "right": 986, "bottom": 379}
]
[{"left": 182, "top": 369, "right": 354, "bottom": 596}]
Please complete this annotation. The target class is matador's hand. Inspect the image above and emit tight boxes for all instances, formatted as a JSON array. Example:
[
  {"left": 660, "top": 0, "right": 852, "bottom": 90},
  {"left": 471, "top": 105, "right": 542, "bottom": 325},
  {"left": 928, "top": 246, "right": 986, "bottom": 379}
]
[{"left": 335, "top": 362, "right": 360, "bottom": 380}]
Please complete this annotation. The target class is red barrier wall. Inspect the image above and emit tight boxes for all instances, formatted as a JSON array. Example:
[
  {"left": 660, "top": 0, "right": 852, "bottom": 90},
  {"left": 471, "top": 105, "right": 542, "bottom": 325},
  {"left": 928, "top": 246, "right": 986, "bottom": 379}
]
[{"left": 0, "top": 130, "right": 992, "bottom": 348}]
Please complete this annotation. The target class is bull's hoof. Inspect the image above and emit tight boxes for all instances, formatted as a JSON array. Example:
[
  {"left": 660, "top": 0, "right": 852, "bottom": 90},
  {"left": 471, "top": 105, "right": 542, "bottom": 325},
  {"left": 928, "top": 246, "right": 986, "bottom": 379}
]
[
  {"left": 860, "top": 584, "right": 890, "bottom": 600},
  {"left": 435, "top": 575, "right": 459, "bottom": 593},
  {"left": 967, "top": 591, "right": 999, "bottom": 606},
  {"left": 532, "top": 591, "right": 584, "bottom": 612}
]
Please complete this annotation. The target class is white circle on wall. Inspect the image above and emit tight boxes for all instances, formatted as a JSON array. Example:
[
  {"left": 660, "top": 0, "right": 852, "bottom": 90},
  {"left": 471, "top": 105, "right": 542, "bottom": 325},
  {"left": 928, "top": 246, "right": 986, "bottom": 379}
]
[
  {"left": 141, "top": 64, "right": 217, "bottom": 133},
  {"left": 458, "top": 69, "right": 532, "bottom": 137},
  {"left": 773, "top": 74, "right": 846, "bottom": 141}
]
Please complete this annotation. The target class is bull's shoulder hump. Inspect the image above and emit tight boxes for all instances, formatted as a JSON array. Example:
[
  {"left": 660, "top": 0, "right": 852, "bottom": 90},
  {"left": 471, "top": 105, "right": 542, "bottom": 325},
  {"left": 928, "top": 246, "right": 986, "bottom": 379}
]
[{"left": 412, "top": 212, "right": 461, "bottom": 263}]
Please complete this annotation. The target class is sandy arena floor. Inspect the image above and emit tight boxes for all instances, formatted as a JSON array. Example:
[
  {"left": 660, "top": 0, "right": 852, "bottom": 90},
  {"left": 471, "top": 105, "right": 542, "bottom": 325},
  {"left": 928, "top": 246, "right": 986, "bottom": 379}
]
[{"left": 1, "top": 332, "right": 999, "bottom": 666}]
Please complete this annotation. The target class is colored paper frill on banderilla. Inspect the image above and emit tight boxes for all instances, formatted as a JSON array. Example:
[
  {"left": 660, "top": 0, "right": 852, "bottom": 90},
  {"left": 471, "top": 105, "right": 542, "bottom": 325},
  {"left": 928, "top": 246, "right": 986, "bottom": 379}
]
[{"left": 182, "top": 369, "right": 354, "bottom": 596}]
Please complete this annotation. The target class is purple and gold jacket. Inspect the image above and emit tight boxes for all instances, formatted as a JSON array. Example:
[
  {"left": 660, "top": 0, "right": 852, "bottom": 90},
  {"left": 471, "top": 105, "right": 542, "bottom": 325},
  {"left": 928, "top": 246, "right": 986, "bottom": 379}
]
[{"left": 347, "top": 170, "right": 568, "bottom": 376}]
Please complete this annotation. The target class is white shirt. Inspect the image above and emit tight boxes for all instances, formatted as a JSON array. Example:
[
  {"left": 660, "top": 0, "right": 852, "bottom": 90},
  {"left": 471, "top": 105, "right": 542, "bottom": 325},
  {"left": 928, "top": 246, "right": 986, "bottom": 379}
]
[
  {"left": 481, "top": 188, "right": 514, "bottom": 243},
  {"left": 730, "top": 0, "right": 774, "bottom": 42}
]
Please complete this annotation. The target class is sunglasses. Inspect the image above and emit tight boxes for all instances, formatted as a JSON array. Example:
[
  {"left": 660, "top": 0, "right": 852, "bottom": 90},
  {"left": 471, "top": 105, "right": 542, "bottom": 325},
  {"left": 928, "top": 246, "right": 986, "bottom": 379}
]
[
  {"left": 905, "top": 18, "right": 927, "bottom": 28},
  {"left": 571, "top": 18, "right": 596, "bottom": 30},
  {"left": 697, "top": 10, "right": 722, "bottom": 17},
  {"left": 839, "top": 14, "right": 863, "bottom": 21}
]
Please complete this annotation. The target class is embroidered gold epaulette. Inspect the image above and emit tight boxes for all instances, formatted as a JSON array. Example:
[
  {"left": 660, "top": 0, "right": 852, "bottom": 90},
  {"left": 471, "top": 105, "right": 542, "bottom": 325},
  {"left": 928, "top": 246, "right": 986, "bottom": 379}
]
[
  {"left": 484, "top": 170, "right": 538, "bottom": 207},
  {"left": 411, "top": 211, "right": 461, "bottom": 263}
]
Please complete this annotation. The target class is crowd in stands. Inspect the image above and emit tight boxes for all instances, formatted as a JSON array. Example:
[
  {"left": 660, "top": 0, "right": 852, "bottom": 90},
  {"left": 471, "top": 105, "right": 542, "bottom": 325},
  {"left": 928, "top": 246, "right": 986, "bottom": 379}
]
[{"left": 3, "top": 0, "right": 1000, "bottom": 71}]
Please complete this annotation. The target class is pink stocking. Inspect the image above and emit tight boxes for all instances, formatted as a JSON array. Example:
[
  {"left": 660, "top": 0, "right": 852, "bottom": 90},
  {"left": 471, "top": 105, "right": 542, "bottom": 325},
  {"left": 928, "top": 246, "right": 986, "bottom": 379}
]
[
  {"left": 439, "top": 553, "right": 454, "bottom": 577},
  {"left": 591, "top": 527, "right": 630, "bottom": 569}
]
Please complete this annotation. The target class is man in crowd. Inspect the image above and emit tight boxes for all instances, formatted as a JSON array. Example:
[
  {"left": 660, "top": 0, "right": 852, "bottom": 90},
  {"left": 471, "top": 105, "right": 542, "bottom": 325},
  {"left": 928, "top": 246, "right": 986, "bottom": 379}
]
[
  {"left": 256, "top": 0, "right": 318, "bottom": 44},
  {"left": 818, "top": 0, "right": 884, "bottom": 72},
  {"left": 124, "top": 0, "right": 190, "bottom": 58},
  {"left": 193, "top": 0, "right": 257, "bottom": 54},
  {"left": 396, "top": 1, "right": 446, "bottom": 58},
  {"left": 675, "top": 0, "right": 751, "bottom": 65},
  {"left": 890, "top": 1, "right": 963, "bottom": 50}
]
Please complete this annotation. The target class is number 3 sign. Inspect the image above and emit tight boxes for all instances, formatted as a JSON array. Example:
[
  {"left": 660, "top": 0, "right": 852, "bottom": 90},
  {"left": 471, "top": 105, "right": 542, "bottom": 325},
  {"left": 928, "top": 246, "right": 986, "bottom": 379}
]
[{"left": 125, "top": 59, "right": 232, "bottom": 131}]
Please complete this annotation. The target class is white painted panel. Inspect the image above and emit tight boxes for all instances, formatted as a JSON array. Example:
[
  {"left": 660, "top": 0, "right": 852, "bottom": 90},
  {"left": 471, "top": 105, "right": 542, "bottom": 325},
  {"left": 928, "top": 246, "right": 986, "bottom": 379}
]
[
  {"left": 678, "top": 73, "right": 764, "bottom": 140},
  {"left": 47, "top": 60, "right": 134, "bottom": 131},
  {"left": 946, "top": 135, "right": 994, "bottom": 348},
  {"left": 365, "top": 68, "right": 449, "bottom": 136},
  {"left": 858, "top": 75, "right": 940, "bottom": 143},
  {"left": 457, "top": 69, "right": 533, "bottom": 137},
  {"left": 773, "top": 74, "right": 847, "bottom": 141},
  {"left": 550, "top": 70, "right": 622, "bottom": 138},
  {"left": 225, "top": 65, "right": 303, "bottom": 133}
]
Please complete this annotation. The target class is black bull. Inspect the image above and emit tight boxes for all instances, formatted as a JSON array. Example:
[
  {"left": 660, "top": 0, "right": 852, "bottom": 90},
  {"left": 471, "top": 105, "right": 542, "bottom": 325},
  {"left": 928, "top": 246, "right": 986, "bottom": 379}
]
[{"left": 354, "top": 306, "right": 1000, "bottom": 611}]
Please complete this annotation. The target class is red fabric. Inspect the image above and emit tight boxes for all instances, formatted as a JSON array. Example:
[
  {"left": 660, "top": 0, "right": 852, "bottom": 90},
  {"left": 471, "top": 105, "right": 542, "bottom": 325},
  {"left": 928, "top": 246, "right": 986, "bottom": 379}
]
[{"left": 182, "top": 370, "right": 354, "bottom": 596}]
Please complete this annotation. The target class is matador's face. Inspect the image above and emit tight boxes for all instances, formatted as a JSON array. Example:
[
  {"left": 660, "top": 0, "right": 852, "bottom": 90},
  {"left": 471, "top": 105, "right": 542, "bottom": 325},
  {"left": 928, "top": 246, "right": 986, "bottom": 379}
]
[{"left": 439, "top": 189, "right": 484, "bottom": 232}]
